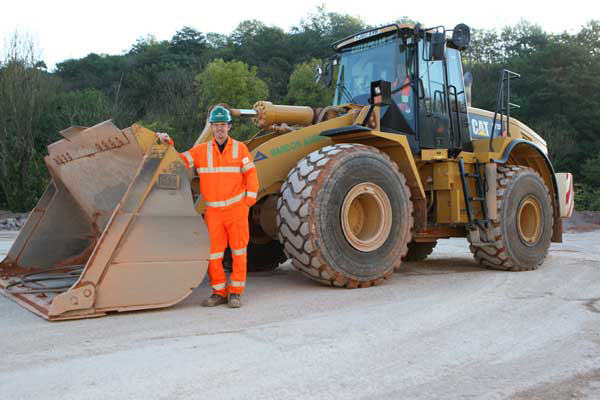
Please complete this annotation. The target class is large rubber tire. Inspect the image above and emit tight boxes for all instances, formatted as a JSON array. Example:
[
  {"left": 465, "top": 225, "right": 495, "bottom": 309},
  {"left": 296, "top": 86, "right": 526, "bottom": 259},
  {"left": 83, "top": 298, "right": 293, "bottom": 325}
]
[
  {"left": 277, "top": 144, "right": 413, "bottom": 288},
  {"left": 222, "top": 241, "right": 286, "bottom": 272},
  {"left": 469, "top": 165, "right": 553, "bottom": 271},
  {"left": 403, "top": 241, "right": 437, "bottom": 261}
]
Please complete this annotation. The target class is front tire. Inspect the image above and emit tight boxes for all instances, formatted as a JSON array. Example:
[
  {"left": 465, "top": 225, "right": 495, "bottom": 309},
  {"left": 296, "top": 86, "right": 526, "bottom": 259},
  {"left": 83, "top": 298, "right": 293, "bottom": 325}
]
[{"left": 277, "top": 144, "right": 413, "bottom": 288}]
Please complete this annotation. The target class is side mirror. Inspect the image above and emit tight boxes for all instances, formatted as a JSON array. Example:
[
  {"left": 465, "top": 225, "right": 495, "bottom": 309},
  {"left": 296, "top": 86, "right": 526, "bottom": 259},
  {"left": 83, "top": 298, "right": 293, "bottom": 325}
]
[
  {"left": 315, "top": 64, "right": 323, "bottom": 84},
  {"left": 323, "top": 63, "right": 334, "bottom": 88},
  {"left": 429, "top": 32, "right": 446, "bottom": 61},
  {"left": 451, "top": 23, "right": 471, "bottom": 50}
]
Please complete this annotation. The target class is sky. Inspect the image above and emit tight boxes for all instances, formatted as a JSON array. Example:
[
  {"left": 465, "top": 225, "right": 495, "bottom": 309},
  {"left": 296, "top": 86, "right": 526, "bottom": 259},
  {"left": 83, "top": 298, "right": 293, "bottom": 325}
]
[{"left": 1, "top": 0, "right": 598, "bottom": 69}]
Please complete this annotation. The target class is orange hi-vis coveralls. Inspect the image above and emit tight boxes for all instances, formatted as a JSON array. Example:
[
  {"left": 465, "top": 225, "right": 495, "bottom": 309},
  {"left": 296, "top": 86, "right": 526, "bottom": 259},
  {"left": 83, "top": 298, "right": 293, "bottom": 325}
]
[{"left": 178, "top": 137, "right": 258, "bottom": 297}]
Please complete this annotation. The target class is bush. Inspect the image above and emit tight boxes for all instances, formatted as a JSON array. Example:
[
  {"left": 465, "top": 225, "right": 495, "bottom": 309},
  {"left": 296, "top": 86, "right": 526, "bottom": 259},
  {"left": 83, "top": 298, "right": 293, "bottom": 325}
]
[{"left": 574, "top": 183, "right": 600, "bottom": 211}]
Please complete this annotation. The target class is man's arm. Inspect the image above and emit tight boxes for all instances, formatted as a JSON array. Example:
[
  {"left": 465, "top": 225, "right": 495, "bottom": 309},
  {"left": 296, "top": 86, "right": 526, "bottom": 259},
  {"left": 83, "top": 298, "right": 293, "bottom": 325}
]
[
  {"left": 240, "top": 144, "right": 258, "bottom": 207},
  {"left": 156, "top": 132, "right": 196, "bottom": 169}
]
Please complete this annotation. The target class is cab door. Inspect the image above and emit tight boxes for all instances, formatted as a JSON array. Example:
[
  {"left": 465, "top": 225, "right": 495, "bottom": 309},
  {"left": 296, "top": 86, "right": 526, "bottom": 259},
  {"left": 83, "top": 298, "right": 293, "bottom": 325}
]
[
  {"left": 417, "top": 38, "right": 451, "bottom": 149},
  {"left": 416, "top": 40, "right": 470, "bottom": 152},
  {"left": 445, "top": 47, "right": 471, "bottom": 151}
]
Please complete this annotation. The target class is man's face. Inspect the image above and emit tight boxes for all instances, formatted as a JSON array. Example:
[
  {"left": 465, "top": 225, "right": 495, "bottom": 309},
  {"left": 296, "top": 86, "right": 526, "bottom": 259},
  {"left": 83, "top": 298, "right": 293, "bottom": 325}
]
[{"left": 212, "top": 122, "right": 231, "bottom": 144}]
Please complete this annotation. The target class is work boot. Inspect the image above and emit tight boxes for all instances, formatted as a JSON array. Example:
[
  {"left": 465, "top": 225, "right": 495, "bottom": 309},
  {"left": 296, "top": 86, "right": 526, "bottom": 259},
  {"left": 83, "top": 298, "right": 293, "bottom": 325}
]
[
  {"left": 228, "top": 293, "right": 242, "bottom": 308},
  {"left": 201, "top": 294, "right": 227, "bottom": 307}
]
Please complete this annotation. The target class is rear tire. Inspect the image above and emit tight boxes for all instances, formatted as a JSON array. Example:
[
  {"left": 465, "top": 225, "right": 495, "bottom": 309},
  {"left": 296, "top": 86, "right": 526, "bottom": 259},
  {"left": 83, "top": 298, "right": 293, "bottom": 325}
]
[
  {"left": 277, "top": 144, "right": 413, "bottom": 288},
  {"left": 403, "top": 241, "right": 437, "bottom": 261},
  {"left": 469, "top": 165, "right": 553, "bottom": 271}
]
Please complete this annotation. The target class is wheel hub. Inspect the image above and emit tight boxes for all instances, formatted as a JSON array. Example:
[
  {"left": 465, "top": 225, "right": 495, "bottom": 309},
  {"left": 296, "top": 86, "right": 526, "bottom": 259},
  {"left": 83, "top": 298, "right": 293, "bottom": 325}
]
[
  {"left": 341, "top": 183, "right": 392, "bottom": 252},
  {"left": 517, "top": 195, "right": 543, "bottom": 246}
]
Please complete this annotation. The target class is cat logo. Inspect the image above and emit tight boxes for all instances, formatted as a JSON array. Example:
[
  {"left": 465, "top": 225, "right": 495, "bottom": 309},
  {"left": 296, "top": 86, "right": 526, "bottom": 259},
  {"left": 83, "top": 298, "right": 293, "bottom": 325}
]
[{"left": 471, "top": 118, "right": 490, "bottom": 137}]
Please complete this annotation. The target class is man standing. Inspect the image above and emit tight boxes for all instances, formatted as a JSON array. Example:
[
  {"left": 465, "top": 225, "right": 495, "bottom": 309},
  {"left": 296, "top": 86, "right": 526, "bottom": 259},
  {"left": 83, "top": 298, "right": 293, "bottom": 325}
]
[{"left": 157, "top": 105, "right": 258, "bottom": 308}]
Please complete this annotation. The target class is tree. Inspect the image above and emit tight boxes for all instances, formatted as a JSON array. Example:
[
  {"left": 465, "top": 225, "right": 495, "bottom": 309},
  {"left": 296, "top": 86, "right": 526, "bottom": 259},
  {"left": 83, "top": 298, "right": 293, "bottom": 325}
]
[
  {"left": 194, "top": 59, "right": 268, "bottom": 139},
  {"left": 582, "top": 153, "right": 600, "bottom": 188},
  {"left": 575, "top": 20, "right": 600, "bottom": 57},
  {"left": 51, "top": 88, "right": 112, "bottom": 127},
  {"left": 229, "top": 21, "right": 293, "bottom": 101},
  {"left": 0, "top": 32, "right": 52, "bottom": 211},
  {"left": 171, "top": 26, "right": 206, "bottom": 54},
  {"left": 290, "top": 6, "right": 368, "bottom": 61},
  {"left": 195, "top": 59, "right": 268, "bottom": 110},
  {"left": 128, "top": 34, "right": 161, "bottom": 55},
  {"left": 463, "top": 28, "right": 503, "bottom": 65},
  {"left": 286, "top": 59, "right": 335, "bottom": 107}
]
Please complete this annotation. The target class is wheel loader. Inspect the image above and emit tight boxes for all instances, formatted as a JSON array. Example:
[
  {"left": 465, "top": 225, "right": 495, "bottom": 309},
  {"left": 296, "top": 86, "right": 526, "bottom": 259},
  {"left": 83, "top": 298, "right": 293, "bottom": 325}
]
[{"left": 0, "top": 23, "right": 574, "bottom": 320}]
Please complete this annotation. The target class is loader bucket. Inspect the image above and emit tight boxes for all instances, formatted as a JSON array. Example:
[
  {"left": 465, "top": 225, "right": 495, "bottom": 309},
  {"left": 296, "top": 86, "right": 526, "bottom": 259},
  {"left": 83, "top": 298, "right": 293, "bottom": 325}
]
[{"left": 0, "top": 121, "right": 209, "bottom": 320}]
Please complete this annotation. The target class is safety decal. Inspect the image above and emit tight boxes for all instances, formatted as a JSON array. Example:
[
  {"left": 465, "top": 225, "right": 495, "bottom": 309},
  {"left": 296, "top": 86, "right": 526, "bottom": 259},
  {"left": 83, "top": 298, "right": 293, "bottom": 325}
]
[{"left": 254, "top": 151, "right": 268, "bottom": 162}]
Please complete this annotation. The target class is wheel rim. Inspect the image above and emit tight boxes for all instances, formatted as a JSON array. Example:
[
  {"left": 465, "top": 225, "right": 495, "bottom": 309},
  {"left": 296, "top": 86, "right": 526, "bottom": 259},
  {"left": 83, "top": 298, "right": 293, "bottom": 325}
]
[
  {"left": 517, "top": 195, "right": 543, "bottom": 246},
  {"left": 341, "top": 183, "right": 392, "bottom": 252}
]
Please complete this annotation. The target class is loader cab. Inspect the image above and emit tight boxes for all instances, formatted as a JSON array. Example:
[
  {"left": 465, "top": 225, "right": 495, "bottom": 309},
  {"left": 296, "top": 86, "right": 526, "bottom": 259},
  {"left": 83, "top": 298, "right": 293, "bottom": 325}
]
[{"left": 332, "top": 24, "right": 472, "bottom": 154}]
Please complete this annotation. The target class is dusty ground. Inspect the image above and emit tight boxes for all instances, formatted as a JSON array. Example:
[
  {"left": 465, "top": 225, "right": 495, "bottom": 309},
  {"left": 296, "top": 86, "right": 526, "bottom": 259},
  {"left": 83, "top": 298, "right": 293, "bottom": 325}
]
[{"left": 1, "top": 230, "right": 599, "bottom": 400}]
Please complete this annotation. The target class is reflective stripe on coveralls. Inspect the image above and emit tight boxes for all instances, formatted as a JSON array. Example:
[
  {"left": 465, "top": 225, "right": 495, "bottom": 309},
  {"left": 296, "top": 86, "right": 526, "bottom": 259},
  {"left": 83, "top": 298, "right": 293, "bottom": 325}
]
[
  {"left": 204, "top": 192, "right": 245, "bottom": 208},
  {"left": 181, "top": 151, "right": 194, "bottom": 168},
  {"left": 197, "top": 167, "right": 242, "bottom": 173},
  {"left": 207, "top": 140, "right": 213, "bottom": 168},
  {"left": 241, "top": 162, "right": 255, "bottom": 173},
  {"left": 232, "top": 247, "right": 247, "bottom": 256},
  {"left": 209, "top": 252, "right": 224, "bottom": 260}
]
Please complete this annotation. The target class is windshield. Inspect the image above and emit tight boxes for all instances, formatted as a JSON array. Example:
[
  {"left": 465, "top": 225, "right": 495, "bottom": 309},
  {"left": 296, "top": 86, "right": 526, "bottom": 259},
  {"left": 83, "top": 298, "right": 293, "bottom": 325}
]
[{"left": 333, "top": 35, "right": 399, "bottom": 106}]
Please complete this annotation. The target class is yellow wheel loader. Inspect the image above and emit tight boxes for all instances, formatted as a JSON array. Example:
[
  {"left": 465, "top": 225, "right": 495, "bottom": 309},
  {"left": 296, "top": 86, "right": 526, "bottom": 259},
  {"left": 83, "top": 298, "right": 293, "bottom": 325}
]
[{"left": 0, "top": 23, "right": 574, "bottom": 320}]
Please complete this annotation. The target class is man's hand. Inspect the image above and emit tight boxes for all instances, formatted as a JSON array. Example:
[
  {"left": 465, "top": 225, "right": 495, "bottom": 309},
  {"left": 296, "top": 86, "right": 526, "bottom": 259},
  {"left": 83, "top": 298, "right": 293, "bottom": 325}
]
[{"left": 156, "top": 132, "right": 172, "bottom": 144}]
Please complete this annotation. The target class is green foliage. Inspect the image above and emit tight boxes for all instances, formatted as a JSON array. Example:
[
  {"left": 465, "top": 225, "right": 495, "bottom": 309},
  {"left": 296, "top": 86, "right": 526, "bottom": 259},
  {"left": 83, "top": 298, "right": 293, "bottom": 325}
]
[
  {"left": 574, "top": 183, "right": 600, "bottom": 211},
  {"left": 581, "top": 153, "right": 600, "bottom": 188},
  {"left": 195, "top": 59, "right": 268, "bottom": 111},
  {"left": 228, "top": 21, "right": 293, "bottom": 102},
  {"left": 286, "top": 59, "right": 335, "bottom": 107},
  {"left": 0, "top": 34, "right": 54, "bottom": 211},
  {"left": 290, "top": 6, "right": 368, "bottom": 61},
  {"left": 52, "top": 88, "right": 112, "bottom": 126},
  {"left": 171, "top": 26, "right": 207, "bottom": 59},
  {"left": 194, "top": 59, "right": 268, "bottom": 140},
  {"left": 531, "top": 115, "right": 579, "bottom": 174}
]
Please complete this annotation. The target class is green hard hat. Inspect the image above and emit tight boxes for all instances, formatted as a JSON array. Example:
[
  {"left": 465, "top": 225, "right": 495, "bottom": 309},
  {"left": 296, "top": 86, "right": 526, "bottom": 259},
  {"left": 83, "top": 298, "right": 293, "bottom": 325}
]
[{"left": 209, "top": 105, "right": 232, "bottom": 123}]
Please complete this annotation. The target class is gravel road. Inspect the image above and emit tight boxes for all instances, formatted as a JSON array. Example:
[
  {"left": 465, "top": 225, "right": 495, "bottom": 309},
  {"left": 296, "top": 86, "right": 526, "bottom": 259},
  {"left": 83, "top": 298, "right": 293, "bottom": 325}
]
[{"left": 1, "top": 230, "right": 599, "bottom": 400}]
